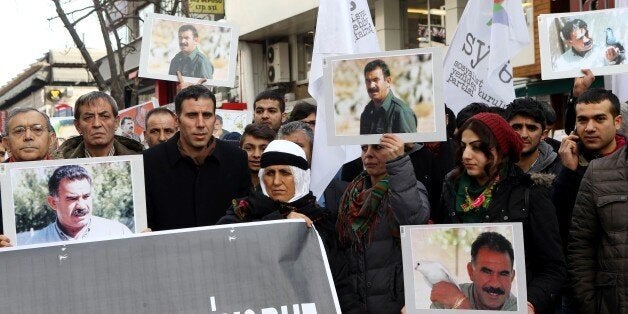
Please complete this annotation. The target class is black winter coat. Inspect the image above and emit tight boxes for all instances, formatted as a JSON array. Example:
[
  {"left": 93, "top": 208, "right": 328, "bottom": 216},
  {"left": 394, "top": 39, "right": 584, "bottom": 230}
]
[
  {"left": 438, "top": 164, "right": 566, "bottom": 314},
  {"left": 143, "top": 134, "right": 251, "bottom": 230}
]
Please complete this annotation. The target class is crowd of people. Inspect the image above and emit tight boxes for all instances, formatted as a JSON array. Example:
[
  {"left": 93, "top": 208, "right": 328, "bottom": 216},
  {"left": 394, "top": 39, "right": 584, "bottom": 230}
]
[{"left": 0, "top": 66, "right": 625, "bottom": 313}]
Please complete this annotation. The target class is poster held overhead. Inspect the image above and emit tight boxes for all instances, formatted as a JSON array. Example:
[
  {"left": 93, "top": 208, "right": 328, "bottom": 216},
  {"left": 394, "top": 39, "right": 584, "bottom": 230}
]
[
  {"left": 309, "top": 0, "right": 380, "bottom": 198},
  {"left": 323, "top": 48, "right": 446, "bottom": 145},
  {"left": 538, "top": 8, "right": 628, "bottom": 80},
  {"left": 139, "top": 13, "right": 239, "bottom": 87}
]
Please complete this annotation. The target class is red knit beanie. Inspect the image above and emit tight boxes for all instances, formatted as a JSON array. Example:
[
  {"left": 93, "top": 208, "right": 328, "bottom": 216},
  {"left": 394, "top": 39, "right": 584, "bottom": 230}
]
[{"left": 470, "top": 112, "right": 523, "bottom": 162}]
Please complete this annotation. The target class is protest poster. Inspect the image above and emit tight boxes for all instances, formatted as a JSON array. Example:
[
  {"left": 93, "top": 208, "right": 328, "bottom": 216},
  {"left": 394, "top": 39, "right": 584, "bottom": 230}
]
[
  {"left": 442, "top": 0, "right": 529, "bottom": 114},
  {"left": 0, "top": 156, "right": 147, "bottom": 247},
  {"left": 139, "top": 13, "right": 239, "bottom": 87},
  {"left": 215, "top": 109, "right": 252, "bottom": 135},
  {"left": 309, "top": 0, "right": 380, "bottom": 198},
  {"left": 539, "top": 8, "right": 628, "bottom": 80},
  {"left": 0, "top": 220, "right": 340, "bottom": 313},
  {"left": 116, "top": 99, "right": 158, "bottom": 144},
  {"left": 401, "top": 223, "right": 527, "bottom": 313},
  {"left": 323, "top": 48, "right": 445, "bottom": 145}
]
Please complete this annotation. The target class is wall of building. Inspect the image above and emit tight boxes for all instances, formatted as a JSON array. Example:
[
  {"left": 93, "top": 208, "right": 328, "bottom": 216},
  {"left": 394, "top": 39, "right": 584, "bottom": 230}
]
[{"left": 225, "top": 0, "right": 318, "bottom": 36}]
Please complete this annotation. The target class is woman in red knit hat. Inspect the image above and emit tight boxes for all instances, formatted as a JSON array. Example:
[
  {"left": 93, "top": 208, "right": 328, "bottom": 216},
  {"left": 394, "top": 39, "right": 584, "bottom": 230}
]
[{"left": 435, "top": 112, "right": 565, "bottom": 314}]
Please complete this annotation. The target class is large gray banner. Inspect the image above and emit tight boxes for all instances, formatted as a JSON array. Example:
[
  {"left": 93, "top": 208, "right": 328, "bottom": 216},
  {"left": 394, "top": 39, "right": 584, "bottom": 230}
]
[{"left": 0, "top": 220, "right": 340, "bottom": 313}]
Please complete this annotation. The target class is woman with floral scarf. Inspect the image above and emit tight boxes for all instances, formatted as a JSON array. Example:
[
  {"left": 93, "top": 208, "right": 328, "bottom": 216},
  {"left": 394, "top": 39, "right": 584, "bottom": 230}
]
[
  {"left": 436, "top": 113, "right": 565, "bottom": 314},
  {"left": 336, "top": 134, "right": 430, "bottom": 314}
]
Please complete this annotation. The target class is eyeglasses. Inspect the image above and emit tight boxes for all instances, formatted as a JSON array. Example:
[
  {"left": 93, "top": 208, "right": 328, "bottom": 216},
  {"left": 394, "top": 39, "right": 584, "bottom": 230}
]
[{"left": 10, "top": 124, "right": 47, "bottom": 137}]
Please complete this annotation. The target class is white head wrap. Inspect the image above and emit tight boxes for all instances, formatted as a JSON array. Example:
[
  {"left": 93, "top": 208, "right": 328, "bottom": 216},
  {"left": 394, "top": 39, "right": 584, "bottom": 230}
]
[{"left": 258, "top": 140, "right": 311, "bottom": 203}]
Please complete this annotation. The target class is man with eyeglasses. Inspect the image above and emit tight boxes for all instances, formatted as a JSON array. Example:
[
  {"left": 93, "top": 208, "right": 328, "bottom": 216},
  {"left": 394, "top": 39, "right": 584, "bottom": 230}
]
[
  {"left": 0, "top": 108, "right": 55, "bottom": 246},
  {"left": 2, "top": 108, "right": 54, "bottom": 162},
  {"left": 554, "top": 19, "right": 624, "bottom": 71}
]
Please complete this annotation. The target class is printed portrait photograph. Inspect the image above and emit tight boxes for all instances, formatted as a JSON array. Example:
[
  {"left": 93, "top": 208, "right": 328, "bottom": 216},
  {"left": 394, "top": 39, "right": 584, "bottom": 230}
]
[
  {"left": 539, "top": 8, "right": 628, "bottom": 80},
  {"left": 400, "top": 223, "right": 527, "bottom": 313},
  {"left": 214, "top": 109, "right": 252, "bottom": 137},
  {"left": 139, "top": 13, "right": 239, "bottom": 87},
  {"left": 324, "top": 48, "right": 445, "bottom": 145},
  {"left": 0, "top": 156, "right": 147, "bottom": 247},
  {"left": 116, "top": 99, "right": 158, "bottom": 145}
]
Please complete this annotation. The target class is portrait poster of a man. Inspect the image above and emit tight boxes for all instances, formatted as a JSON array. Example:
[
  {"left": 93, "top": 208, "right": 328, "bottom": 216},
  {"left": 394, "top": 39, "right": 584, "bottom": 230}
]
[
  {"left": 139, "top": 13, "right": 239, "bottom": 87},
  {"left": 400, "top": 223, "right": 527, "bottom": 313},
  {"left": 324, "top": 48, "right": 446, "bottom": 146},
  {"left": 0, "top": 156, "right": 147, "bottom": 247},
  {"left": 539, "top": 8, "right": 628, "bottom": 80},
  {"left": 116, "top": 99, "right": 158, "bottom": 145}
]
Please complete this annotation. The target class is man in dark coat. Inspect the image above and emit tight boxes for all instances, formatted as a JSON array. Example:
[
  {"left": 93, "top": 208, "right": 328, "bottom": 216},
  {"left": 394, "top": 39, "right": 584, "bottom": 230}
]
[
  {"left": 53, "top": 91, "right": 144, "bottom": 158},
  {"left": 143, "top": 85, "right": 250, "bottom": 230},
  {"left": 552, "top": 88, "right": 625, "bottom": 251}
]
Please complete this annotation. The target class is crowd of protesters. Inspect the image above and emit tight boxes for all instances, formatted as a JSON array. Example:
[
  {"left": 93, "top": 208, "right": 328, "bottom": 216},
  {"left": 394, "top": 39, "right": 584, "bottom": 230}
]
[{"left": 0, "top": 67, "right": 625, "bottom": 314}]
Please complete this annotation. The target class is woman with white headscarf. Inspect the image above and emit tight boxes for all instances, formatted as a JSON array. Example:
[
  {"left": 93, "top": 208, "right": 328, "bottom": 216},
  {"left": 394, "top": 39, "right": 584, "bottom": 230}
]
[{"left": 217, "top": 139, "right": 331, "bottom": 230}]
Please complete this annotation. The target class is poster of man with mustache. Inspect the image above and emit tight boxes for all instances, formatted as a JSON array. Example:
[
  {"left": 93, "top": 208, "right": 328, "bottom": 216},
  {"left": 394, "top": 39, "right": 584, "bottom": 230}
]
[
  {"left": 324, "top": 48, "right": 446, "bottom": 146},
  {"left": 0, "top": 156, "right": 147, "bottom": 247},
  {"left": 139, "top": 13, "right": 239, "bottom": 88},
  {"left": 168, "top": 24, "right": 214, "bottom": 79},
  {"left": 400, "top": 223, "right": 527, "bottom": 313}
]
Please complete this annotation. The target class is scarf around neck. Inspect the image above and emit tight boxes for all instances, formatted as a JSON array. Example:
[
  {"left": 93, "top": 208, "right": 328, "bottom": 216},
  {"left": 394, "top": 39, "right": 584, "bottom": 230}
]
[{"left": 337, "top": 170, "right": 398, "bottom": 247}]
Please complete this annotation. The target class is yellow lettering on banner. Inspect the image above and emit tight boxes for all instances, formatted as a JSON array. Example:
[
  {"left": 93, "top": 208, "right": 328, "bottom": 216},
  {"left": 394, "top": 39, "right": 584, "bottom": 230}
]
[{"left": 189, "top": 0, "right": 224, "bottom": 14}]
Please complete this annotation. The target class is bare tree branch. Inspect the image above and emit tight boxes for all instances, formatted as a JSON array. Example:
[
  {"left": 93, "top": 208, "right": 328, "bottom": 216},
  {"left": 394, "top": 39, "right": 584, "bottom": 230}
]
[
  {"left": 69, "top": 8, "right": 97, "bottom": 28},
  {"left": 51, "top": 0, "right": 108, "bottom": 91},
  {"left": 92, "top": 0, "right": 126, "bottom": 109},
  {"left": 47, "top": 5, "right": 94, "bottom": 21}
]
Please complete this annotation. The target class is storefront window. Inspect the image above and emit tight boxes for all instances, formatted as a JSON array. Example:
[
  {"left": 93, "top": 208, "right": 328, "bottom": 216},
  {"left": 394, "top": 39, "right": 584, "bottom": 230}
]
[{"left": 406, "top": 0, "right": 446, "bottom": 48}]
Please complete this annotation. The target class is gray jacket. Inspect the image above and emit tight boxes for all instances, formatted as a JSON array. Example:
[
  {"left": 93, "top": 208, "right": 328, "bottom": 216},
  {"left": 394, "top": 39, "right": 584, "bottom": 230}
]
[
  {"left": 568, "top": 145, "right": 628, "bottom": 313},
  {"left": 528, "top": 141, "right": 560, "bottom": 175}
]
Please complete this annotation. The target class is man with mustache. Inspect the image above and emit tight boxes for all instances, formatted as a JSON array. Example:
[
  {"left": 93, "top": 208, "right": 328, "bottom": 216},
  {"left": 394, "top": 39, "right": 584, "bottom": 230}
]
[
  {"left": 359, "top": 59, "right": 416, "bottom": 135},
  {"left": 430, "top": 232, "right": 517, "bottom": 310},
  {"left": 554, "top": 19, "right": 623, "bottom": 72},
  {"left": 168, "top": 24, "right": 214, "bottom": 79},
  {"left": 54, "top": 91, "right": 144, "bottom": 158},
  {"left": 253, "top": 90, "right": 286, "bottom": 132},
  {"left": 17, "top": 165, "right": 132, "bottom": 245}
]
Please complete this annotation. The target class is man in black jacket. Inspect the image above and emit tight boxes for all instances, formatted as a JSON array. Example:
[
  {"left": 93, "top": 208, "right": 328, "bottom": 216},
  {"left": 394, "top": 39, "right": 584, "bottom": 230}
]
[
  {"left": 143, "top": 85, "right": 250, "bottom": 231},
  {"left": 552, "top": 88, "right": 625, "bottom": 250}
]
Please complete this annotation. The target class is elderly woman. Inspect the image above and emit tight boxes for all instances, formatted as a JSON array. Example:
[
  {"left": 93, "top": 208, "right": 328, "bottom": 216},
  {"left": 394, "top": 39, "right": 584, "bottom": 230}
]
[
  {"left": 218, "top": 139, "right": 329, "bottom": 229},
  {"left": 337, "top": 134, "right": 430, "bottom": 314},
  {"left": 217, "top": 139, "right": 355, "bottom": 308},
  {"left": 435, "top": 113, "right": 565, "bottom": 313}
]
